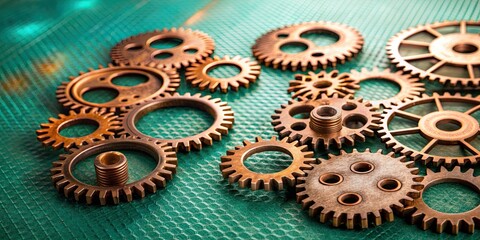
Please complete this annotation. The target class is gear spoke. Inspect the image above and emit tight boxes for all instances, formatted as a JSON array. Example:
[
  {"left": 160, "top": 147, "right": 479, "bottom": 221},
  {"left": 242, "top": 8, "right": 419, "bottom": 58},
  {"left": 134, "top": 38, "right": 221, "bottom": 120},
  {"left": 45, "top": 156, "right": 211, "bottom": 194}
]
[
  {"left": 460, "top": 20, "right": 467, "bottom": 34},
  {"left": 467, "top": 64, "right": 475, "bottom": 79},
  {"left": 390, "top": 127, "right": 421, "bottom": 136},
  {"left": 465, "top": 105, "right": 480, "bottom": 115},
  {"left": 401, "top": 40, "right": 430, "bottom": 47},
  {"left": 425, "top": 60, "right": 446, "bottom": 73},
  {"left": 403, "top": 53, "right": 434, "bottom": 61},
  {"left": 395, "top": 110, "right": 422, "bottom": 122},
  {"left": 460, "top": 140, "right": 480, "bottom": 155},
  {"left": 434, "top": 95, "right": 444, "bottom": 111},
  {"left": 420, "top": 139, "right": 438, "bottom": 154},
  {"left": 425, "top": 26, "right": 442, "bottom": 38}
]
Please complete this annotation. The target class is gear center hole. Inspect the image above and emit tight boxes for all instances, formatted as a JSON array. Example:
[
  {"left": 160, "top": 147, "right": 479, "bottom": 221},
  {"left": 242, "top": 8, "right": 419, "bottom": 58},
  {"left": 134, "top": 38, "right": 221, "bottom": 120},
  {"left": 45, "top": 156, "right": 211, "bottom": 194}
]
[
  {"left": 150, "top": 37, "right": 183, "bottom": 49},
  {"left": 435, "top": 119, "right": 462, "bottom": 131},
  {"left": 280, "top": 42, "right": 308, "bottom": 54},
  {"left": 59, "top": 119, "right": 99, "bottom": 138},
  {"left": 313, "top": 80, "right": 333, "bottom": 89},
  {"left": 98, "top": 152, "right": 123, "bottom": 166},
  {"left": 452, "top": 43, "right": 478, "bottom": 54},
  {"left": 243, "top": 151, "right": 293, "bottom": 174},
  {"left": 338, "top": 193, "right": 362, "bottom": 206},
  {"left": 423, "top": 181, "right": 480, "bottom": 213},
  {"left": 111, "top": 73, "right": 149, "bottom": 87},
  {"left": 350, "top": 161, "right": 375, "bottom": 174},
  {"left": 207, "top": 64, "right": 241, "bottom": 79}
]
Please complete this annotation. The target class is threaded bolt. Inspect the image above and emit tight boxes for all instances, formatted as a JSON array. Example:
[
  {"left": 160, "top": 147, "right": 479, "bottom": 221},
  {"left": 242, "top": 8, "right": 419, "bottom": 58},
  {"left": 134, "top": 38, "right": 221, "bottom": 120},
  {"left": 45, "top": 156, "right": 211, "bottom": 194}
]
[
  {"left": 309, "top": 105, "right": 342, "bottom": 133},
  {"left": 94, "top": 151, "right": 129, "bottom": 187}
]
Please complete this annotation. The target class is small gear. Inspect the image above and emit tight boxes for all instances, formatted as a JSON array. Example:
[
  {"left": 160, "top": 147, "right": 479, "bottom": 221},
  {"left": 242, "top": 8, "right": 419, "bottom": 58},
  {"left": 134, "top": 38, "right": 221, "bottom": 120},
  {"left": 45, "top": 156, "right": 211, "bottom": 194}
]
[
  {"left": 118, "top": 92, "right": 234, "bottom": 152},
  {"left": 387, "top": 20, "right": 480, "bottom": 87},
  {"left": 36, "top": 108, "right": 120, "bottom": 150},
  {"left": 219, "top": 136, "right": 316, "bottom": 191},
  {"left": 50, "top": 137, "right": 177, "bottom": 205},
  {"left": 271, "top": 94, "right": 380, "bottom": 149},
  {"left": 296, "top": 149, "right": 423, "bottom": 229},
  {"left": 288, "top": 70, "right": 359, "bottom": 99},
  {"left": 379, "top": 93, "right": 480, "bottom": 167},
  {"left": 56, "top": 64, "right": 180, "bottom": 113},
  {"left": 252, "top": 21, "right": 364, "bottom": 71},
  {"left": 349, "top": 67, "right": 425, "bottom": 108},
  {"left": 185, "top": 55, "right": 261, "bottom": 93},
  {"left": 110, "top": 28, "right": 215, "bottom": 69},
  {"left": 404, "top": 166, "right": 480, "bottom": 234}
]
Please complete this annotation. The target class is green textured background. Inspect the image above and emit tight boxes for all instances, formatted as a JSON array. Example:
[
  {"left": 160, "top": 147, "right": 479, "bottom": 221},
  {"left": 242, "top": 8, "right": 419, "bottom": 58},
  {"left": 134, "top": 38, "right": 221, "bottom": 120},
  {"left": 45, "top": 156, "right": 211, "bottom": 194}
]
[{"left": 1, "top": 0, "right": 480, "bottom": 239}]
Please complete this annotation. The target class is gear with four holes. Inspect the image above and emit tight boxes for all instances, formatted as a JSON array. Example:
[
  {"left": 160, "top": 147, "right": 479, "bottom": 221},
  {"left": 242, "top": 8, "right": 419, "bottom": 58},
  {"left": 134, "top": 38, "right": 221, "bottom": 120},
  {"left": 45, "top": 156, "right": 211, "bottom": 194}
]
[
  {"left": 110, "top": 28, "right": 215, "bottom": 69},
  {"left": 185, "top": 55, "right": 261, "bottom": 93},
  {"left": 219, "top": 136, "right": 316, "bottom": 191},
  {"left": 288, "top": 70, "right": 359, "bottom": 99},
  {"left": 296, "top": 149, "right": 423, "bottom": 229}
]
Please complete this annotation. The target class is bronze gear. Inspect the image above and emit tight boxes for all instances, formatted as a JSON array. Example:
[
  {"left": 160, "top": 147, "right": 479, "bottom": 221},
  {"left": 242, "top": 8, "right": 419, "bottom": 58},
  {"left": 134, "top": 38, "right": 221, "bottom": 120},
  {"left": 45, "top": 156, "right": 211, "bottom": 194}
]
[
  {"left": 296, "top": 149, "right": 423, "bottom": 229},
  {"left": 56, "top": 64, "right": 180, "bottom": 113},
  {"left": 185, "top": 55, "right": 261, "bottom": 93},
  {"left": 118, "top": 92, "right": 234, "bottom": 152},
  {"left": 288, "top": 70, "right": 359, "bottom": 99},
  {"left": 110, "top": 28, "right": 215, "bottom": 69},
  {"left": 50, "top": 137, "right": 177, "bottom": 205},
  {"left": 252, "top": 21, "right": 364, "bottom": 71},
  {"left": 219, "top": 136, "right": 316, "bottom": 191},
  {"left": 379, "top": 93, "right": 480, "bottom": 167},
  {"left": 387, "top": 20, "right": 480, "bottom": 87}
]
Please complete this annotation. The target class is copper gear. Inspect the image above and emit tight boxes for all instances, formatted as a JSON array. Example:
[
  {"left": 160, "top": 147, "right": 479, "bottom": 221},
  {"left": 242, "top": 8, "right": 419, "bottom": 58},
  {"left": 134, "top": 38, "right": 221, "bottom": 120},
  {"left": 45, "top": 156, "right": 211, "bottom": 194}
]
[
  {"left": 110, "top": 28, "right": 215, "bottom": 69},
  {"left": 296, "top": 149, "right": 423, "bottom": 229},
  {"left": 349, "top": 67, "right": 425, "bottom": 109},
  {"left": 271, "top": 94, "right": 381, "bottom": 149},
  {"left": 56, "top": 64, "right": 180, "bottom": 113},
  {"left": 219, "top": 136, "right": 316, "bottom": 191},
  {"left": 252, "top": 21, "right": 364, "bottom": 71},
  {"left": 185, "top": 55, "right": 261, "bottom": 93},
  {"left": 36, "top": 108, "right": 120, "bottom": 150},
  {"left": 118, "top": 92, "right": 234, "bottom": 152},
  {"left": 50, "top": 137, "right": 177, "bottom": 205},
  {"left": 404, "top": 166, "right": 480, "bottom": 234},
  {"left": 387, "top": 20, "right": 480, "bottom": 87},
  {"left": 379, "top": 92, "right": 480, "bottom": 167},
  {"left": 288, "top": 70, "right": 359, "bottom": 99}
]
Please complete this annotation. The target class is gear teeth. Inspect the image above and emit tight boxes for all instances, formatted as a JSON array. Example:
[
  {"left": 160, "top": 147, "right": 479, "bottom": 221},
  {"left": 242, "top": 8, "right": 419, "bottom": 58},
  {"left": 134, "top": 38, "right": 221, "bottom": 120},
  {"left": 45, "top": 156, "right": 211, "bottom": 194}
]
[{"left": 288, "top": 70, "right": 358, "bottom": 99}]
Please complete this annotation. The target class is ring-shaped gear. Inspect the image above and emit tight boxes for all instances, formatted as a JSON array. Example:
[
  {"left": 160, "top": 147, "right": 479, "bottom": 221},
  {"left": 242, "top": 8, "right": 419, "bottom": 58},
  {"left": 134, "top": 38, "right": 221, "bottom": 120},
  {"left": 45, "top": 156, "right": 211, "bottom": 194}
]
[
  {"left": 110, "top": 28, "right": 215, "bottom": 69},
  {"left": 379, "top": 93, "right": 480, "bottom": 167},
  {"left": 252, "top": 21, "right": 364, "bottom": 71},
  {"left": 185, "top": 55, "right": 261, "bottom": 93},
  {"left": 296, "top": 149, "right": 423, "bottom": 229},
  {"left": 118, "top": 92, "right": 234, "bottom": 152},
  {"left": 50, "top": 137, "right": 177, "bottom": 205},
  {"left": 36, "top": 109, "right": 120, "bottom": 150},
  {"left": 387, "top": 20, "right": 480, "bottom": 87},
  {"left": 349, "top": 67, "right": 425, "bottom": 109},
  {"left": 288, "top": 70, "right": 359, "bottom": 99},
  {"left": 219, "top": 136, "right": 316, "bottom": 191},
  {"left": 405, "top": 166, "right": 480, "bottom": 234},
  {"left": 57, "top": 64, "right": 180, "bottom": 113}
]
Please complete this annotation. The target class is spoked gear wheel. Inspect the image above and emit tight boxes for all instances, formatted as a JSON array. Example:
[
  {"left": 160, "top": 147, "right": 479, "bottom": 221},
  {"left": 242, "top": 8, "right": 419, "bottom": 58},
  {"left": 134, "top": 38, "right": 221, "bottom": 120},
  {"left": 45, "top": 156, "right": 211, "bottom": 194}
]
[
  {"left": 110, "top": 28, "right": 215, "bottom": 69},
  {"left": 219, "top": 136, "right": 316, "bottom": 191},
  {"left": 387, "top": 20, "right": 480, "bottom": 87},
  {"left": 50, "top": 137, "right": 177, "bottom": 205},
  {"left": 296, "top": 149, "right": 423, "bottom": 229},
  {"left": 349, "top": 67, "right": 425, "bottom": 109},
  {"left": 252, "top": 21, "right": 364, "bottom": 71},
  {"left": 379, "top": 93, "right": 480, "bottom": 167},
  {"left": 185, "top": 55, "right": 261, "bottom": 93},
  {"left": 271, "top": 94, "right": 380, "bottom": 149},
  {"left": 288, "top": 70, "right": 359, "bottom": 99}
]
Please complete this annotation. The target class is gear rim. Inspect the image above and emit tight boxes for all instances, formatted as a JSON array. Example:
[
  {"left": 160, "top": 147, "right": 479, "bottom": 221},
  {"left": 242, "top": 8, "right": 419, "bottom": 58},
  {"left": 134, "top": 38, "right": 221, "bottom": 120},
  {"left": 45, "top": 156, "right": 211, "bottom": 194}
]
[{"left": 288, "top": 70, "right": 359, "bottom": 99}]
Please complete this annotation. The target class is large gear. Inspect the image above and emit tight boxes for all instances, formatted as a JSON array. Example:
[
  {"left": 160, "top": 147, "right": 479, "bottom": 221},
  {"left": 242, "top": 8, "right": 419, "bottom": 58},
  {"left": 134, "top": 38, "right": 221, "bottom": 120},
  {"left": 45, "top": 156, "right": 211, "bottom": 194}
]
[
  {"left": 349, "top": 67, "right": 425, "bottom": 109},
  {"left": 185, "top": 55, "right": 261, "bottom": 93},
  {"left": 219, "top": 136, "right": 316, "bottom": 191},
  {"left": 379, "top": 93, "right": 480, "bottom": 167},
  {"left": 110, "top": 28, "right": 215, "bottom": 69},
  {"left": 296, "top": 149, "right": 423, "bottom": 229},
  {"left": 387, "top": 20, "right": 480, "bottom": 87},
  {"left": 56, "top": 64, "right": 180, "bottom": 113},
  {"left": 50, "top": 137, "right": 177, "bottom": 205},
  {"left": 252, "top": 21, "right": 364, "bottom": 71},
  {"left": 36, "top": 108, "right": 120, "bottom": 150},
  {"left": 404, "top": 166, "right": 480, "bottom": 234},
  {"left": 288, "top": 70, "right": 359, "bottom": 99},
  {"left": 118, "top": 92, "right": 234, "bottom": 152},
  {"left": 271, "top": 94, "right": 380, "bottom": 149}
]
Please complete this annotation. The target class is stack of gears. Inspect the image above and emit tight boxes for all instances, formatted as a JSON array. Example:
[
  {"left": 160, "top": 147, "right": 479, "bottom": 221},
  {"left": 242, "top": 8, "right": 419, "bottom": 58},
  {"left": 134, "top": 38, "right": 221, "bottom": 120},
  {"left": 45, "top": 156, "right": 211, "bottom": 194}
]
[{"left": 36, "top": 20, "right": 479, "bottom": 235}]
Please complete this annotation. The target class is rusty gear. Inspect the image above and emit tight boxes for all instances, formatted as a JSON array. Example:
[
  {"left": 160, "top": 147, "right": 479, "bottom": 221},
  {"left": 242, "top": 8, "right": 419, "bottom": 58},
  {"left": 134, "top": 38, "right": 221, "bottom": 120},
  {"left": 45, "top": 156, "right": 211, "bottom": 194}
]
[
  {"left": 36, "top": 108, "right": 120, "bottom": 150},
  {"left": 50, "top": 137, "right": 177, "bottom": 205},
  {"left": 271, "top": 94, "right": 381, "bottom": 149},
  {"left": 252, "top": 21, "right": 364, "bottom": 71},
  {"left": 118, "top": 92, "right": 234, "bottom": 152},
  {"left": 110, "top": 28, "right": 215, "bottom": 69},
  {"left": 219, "top": 136, "right": 316, "bottom": 191},
  {"left": 185, "top": 55, "right": 261, "bottom": 93},
  {"left": 379, "top": 93, "right": 480, "bottom": 167},
  {"left": 57, "top": 64, "right": 180, "bottom": 113},
  {"left": 387, "top": 20, "right": 480, "bottom": 87},
  {"left": 288, "top": 70, "right": 359, "bottom": 99},
  {"left": 296, "top": 149, "right": 423, "bottom": 229},
  {"left": 349, "top": 68, "right": 425, "bottom": 109}
]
